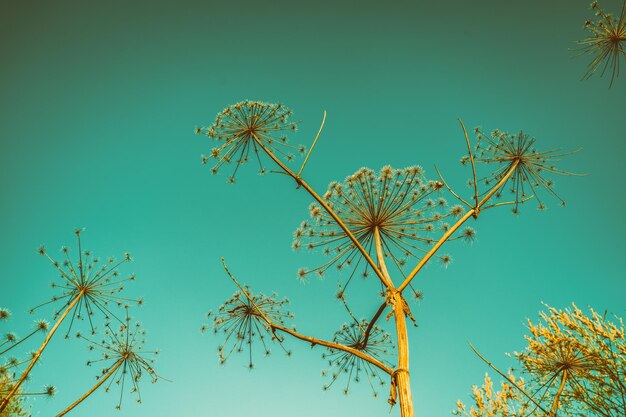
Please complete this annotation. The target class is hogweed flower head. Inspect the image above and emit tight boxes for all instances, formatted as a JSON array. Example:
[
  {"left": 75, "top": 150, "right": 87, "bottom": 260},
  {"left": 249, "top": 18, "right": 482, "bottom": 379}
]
[
  {"left": 33, "top": 229, "right": 141, "bottom": 337},
  {"left": 577, "top": 0, "right": 626, "bottom": 87},
  {"left": 204, "top": 289, "right": 293, "bottom": 368},
  {"left": 466, "top": 128, "right": 579, "bottom": 212},
  {"left": 321, "top": 320, "right": 393, "bottom": 397},
  {"left": 197, "top": 101, "right": 304, "bottom": 182},
  {"left": 77, "top": 314, "right": 161, "bottom": 410},
  {"left": 294, "top": 166, "right": 458, "bottom": 288}
]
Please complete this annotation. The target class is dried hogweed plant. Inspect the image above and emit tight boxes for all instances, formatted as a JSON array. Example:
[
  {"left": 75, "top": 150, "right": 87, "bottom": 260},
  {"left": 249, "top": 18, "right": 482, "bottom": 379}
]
[
  {"left": 0, "top": 309, "right": 55, "bottom": 417},
  {"left": 0, "top": 230, "right": 141, "bottom": 413},
  {"left": 196, "top": 101, "right": 578, "bottom": 417},
  {"left": 460, "top": 304, "right": 625, "bottom": 417},
  {"left": 55, "top": 311, "right": 162, "bottom": 416},
  {"left": 577, "top": 0, "right": 626, "bottom": 87}
]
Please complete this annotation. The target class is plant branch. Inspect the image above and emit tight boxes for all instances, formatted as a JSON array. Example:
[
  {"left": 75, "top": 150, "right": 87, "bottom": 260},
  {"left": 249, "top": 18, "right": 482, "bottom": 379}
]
[
  {"left": 297, "top": 110, "right": 326, "bottom": 178},
  {"left": 397, "top": 160, "right": 519, "bottom": 293},
  {"left": 251, "top": 133, "right": 392, "bottom": 289}
]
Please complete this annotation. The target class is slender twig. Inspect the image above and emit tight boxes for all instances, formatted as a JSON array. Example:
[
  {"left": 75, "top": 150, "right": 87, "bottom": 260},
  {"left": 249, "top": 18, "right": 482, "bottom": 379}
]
[
  {"left": 468, "top": 342, "right": 550, "bottom": 415},
  {"left": 297, "top": 111, "right": 326, "bottom": 178},
  {"left": 458, "top": 118, "right": 479, "bottom": 206},
  {"left": 434, "top": 165, "right": 472, "bottom": 208}
]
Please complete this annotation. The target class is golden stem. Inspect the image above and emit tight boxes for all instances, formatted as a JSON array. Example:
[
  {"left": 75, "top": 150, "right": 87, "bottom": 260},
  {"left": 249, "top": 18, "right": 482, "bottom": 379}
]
[
  {"left": 55, "top": 358, "right": 124, "bottom": 417},
  {"left": 0, "top": 293, "right": 84, "bottom": 413},
  {"left": 398, "top": 160, "right": 520, "bottom": 293},
  {"left": 374, "top": 227, "right": 413, "bottom": 417},
  {"left": 549, "top": 370, "right": 568, "bottom": 417},
  {"left": 251, "top": 134, "right": 392, "bottom": 289}
]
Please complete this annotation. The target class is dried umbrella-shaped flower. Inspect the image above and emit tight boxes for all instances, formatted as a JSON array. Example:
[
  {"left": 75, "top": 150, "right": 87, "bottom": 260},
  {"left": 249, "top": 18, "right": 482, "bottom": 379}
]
[
  {"left": 578, "top": 0, "right": 626, "bottom": 87},
  {"left": 56, "top": 314, "right": 161, "bottom": 416},
  {"left": 196, "top": 101, "right": 305, "bottom": 182},
  {"left": 322, "top": 319, "right": 393, "bottom": 397},
  {"left": 464, "top": 304, "right": 626, "bottom": 417},
  {"left": 0, "top": 230, "right": 141, "bottom": 414},
  {"left": 294, "top": 166, "right": 462, "bottom": 292},
  {"left": 203, "top": 288, "right": 294, "bottom": 368},
  {"left": 466, "top": 128, "right": 580, "bottom": 213}
]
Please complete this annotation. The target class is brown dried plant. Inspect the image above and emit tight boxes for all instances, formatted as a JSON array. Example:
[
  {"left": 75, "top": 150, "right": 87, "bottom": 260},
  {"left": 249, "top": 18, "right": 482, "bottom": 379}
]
[
  {"left": 459, "top": 304, "right": 625, "bottom": 417},
  {"left": 577, "top": 0, "right": 626, "bottom": 87},
  {"left": 55, "top": 310, "right": 162, "bottom": 416},
  {"left": 196, "top": 102, "right": 578, "bottom": 417},
  {"left": 0, "top": 230, "right": 141, "bottom": 413}
]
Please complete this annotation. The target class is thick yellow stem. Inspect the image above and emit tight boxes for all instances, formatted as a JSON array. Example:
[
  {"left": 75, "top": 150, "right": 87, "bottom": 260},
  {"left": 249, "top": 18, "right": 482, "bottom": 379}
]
[
  {"left": 550, "top": 371, "right": 568, "bottom": 417},
  {"left": 0, "top": 293, "right": 84, "bottom": 413}
]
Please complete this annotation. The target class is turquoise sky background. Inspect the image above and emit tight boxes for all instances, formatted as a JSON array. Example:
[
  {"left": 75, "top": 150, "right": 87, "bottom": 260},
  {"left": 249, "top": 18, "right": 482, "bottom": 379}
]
[{"left": 1, "top": 0, "right": 624, "bottom": 416}]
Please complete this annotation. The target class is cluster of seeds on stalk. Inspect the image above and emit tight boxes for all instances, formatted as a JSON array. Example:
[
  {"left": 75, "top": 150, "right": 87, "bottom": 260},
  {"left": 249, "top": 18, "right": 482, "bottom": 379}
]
[
  {"left": 464, "top": 128, "right": 577, "bottom": 213},
  {"left": 77, "top": 313, "right": 161, "bottom": 410},
  {"left": 33, "top": 229, "right": 142, "bottom": 337},
  {"left": 321, "top": 319, "right": 393, "bottom": 397},
  {"left": 203, "top": 289, "right": 294, "bottom": 368},
  {"left": 578, "top": 0, "right": 626, "bottom": 87},
  {"left": 196, "top": 101, "right": 305, "bottom": 182},
  {"left": 294, "top": 166, "right": 463, "bottom": 291}
]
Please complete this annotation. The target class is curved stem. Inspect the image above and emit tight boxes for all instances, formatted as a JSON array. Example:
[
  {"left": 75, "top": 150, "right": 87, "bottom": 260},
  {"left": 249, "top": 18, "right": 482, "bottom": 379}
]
[
  {"left": 398, "top": 160, "right": 519, "bottom": 293},
  {"left": 0, "top": 293, "right": 84, "bottom": 413},
  {"left": 251, "top": 134, "right": 392, "bottom": 289},
  {"left": 56, "top": 359, "right": 124, "bottom": 417},
  {"left": 549, "top": 370, "right": 568, "bottom": 417}
]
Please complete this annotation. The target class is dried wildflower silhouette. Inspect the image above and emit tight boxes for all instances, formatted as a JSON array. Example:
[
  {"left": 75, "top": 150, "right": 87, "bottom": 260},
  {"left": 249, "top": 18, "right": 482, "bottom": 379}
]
[
  {"left": 321, "top": 320, "right": 393, "bottom": 397},
  {"left": 203, "top": 280, "right": 294, "bottom": 368},
  {"left": 55, "top": 312, "right": 161, "bottom": 416},
  {"left": 196, "top": 101, "right": 304, "bottom": 182},
  {"left": 197, "top": 103, "right": 578, "bottom": 417},
  {"left": 577, "top": 0, "right": 626, "bottom": 87},
  {"left": 0, "top": 230, "right": 141, "bottom": 413},
  {"left": 0, "top": 310, "right": 55, "bottom": 417},
  {"left": 461, "top": 304, "right": 625, "bottom": 417}
]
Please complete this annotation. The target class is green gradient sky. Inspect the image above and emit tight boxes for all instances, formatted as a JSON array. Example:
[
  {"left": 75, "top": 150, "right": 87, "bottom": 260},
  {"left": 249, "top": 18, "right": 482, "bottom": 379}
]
[{"left": 1, "top": 0, "right": 624, "bottom": 416}]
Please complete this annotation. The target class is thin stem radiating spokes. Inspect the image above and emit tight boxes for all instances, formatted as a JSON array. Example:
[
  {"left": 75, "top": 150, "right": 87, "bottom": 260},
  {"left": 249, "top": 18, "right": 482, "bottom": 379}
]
[{"left": 218, "top": 258, "right": 393, "bottom": 376}]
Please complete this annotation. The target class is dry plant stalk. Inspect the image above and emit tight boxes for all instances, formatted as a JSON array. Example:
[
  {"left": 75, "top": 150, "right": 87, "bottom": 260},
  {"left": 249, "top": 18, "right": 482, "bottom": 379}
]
[
  {"left": 0, "top": 230, "right": 141, "bottom": 413},
  {"left": 459, "top": 304, "right": 625, "bottom": 417},
  {"left": 197, "top": 101, "right": 578, "bottom": 417}
]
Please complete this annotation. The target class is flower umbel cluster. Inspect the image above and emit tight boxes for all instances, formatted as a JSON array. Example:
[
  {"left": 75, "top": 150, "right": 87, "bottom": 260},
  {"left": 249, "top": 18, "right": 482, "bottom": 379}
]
[
  {"left": 204, "top": 289, "right": 294, "bottom": 368},
  {"left": 578, "top": 0, "right": 626, "bottom": 87},
  {"left": 197, "top": 101, "right": 304, "bottom": 182},
  {"left": 34, "top": 229, "right": 141, "bottom": 337},
  {"left": 294, "top": 166, "right": 462, "bottom": 287},
  {"left": 321, "top": 320, "right": 393, "bottom": 397},
  {"left": 465, "top": 128, "right": 578, "bottom": 212}
]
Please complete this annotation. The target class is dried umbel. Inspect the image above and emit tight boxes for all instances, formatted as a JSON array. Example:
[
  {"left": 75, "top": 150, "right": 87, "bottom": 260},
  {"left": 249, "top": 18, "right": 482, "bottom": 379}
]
[
  {"left": 294, "top": 166, "right": 461, "bottom": 287},
  {"left": 461, "top": 305, "right": 626, "bottom": 417},
  {"left": 56, "top": 316, "right": 161, "bottom": 415},
  {"left": 204, "top": 289, "right": 293, "bottom": 368},
  {"left": 34, "top": 229, "right": 141, "bottom": 336},
  {"left": 578, "top": 0, "right": 626, "bottom": 87},
  {"left": 465, "top": 128, "right": 579, "bottom": 212},
  {"left": 453, "top": 373, "right": 534, "bottom": 417},
  {"left": 322, "top": 320, "right": 393, "bottom": 397},
  {"left": 0, "top": 230, "right": 141, "bottom": 414},
  {"left": 196, "top": 101, "right": 304, "bottom": 182}
]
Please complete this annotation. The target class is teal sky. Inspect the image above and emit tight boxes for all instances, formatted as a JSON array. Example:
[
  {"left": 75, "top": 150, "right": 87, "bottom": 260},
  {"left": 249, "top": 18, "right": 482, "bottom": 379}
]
[{"left": 1, "top": 0, "right": 624, "bottom": 416}]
